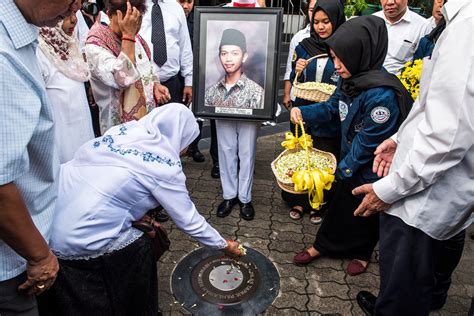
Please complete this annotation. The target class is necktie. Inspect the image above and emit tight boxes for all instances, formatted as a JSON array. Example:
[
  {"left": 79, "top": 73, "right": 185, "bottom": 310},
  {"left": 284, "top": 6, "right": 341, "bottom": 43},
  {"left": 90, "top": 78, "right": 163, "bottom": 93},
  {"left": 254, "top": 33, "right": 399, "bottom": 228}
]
[{"left": 151, "top": 0, "right": 167, "bottom": 67}]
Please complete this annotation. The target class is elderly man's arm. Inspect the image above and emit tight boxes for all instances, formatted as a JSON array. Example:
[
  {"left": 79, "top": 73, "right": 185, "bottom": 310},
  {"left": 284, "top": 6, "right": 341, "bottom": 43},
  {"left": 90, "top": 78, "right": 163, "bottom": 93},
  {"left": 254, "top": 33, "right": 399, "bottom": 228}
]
[
  {"left": 0, "top": 58, "right": 59, "bottom": 294},
  {"left": 0, "top": 183, "right": 59, "bottom": 294}
]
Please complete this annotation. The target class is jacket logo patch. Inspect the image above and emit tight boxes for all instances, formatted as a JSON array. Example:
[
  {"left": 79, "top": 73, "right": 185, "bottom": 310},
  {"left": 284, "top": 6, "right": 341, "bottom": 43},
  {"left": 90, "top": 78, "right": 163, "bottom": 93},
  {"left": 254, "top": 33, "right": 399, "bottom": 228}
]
[
  {"left": 371, "top": 106, "right": 390, "bottom": 124},
  {"left": 339, "top": 101, "right": 349, "bottom": 121}
]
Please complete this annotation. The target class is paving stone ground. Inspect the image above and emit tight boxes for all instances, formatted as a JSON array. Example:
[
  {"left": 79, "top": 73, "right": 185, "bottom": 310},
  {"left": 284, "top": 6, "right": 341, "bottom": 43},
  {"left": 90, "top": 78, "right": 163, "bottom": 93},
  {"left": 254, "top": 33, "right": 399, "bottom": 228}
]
[{"left": 158, "top": 133, "right": 474, "bottom": 315}]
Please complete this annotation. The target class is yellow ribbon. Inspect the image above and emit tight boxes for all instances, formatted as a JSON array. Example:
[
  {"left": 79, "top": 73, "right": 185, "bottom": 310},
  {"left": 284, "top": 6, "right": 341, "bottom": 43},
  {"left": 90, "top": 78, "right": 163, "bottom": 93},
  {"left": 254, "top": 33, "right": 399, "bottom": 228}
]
[
  {"left": 281, "top": 125, "right": 313, "bottom": 150},
  {"left": 292, "top": 168, "right": 335, "bottom": 210},
  {"left": 283, "top": 122, "right": 335, "bottom": 210}
]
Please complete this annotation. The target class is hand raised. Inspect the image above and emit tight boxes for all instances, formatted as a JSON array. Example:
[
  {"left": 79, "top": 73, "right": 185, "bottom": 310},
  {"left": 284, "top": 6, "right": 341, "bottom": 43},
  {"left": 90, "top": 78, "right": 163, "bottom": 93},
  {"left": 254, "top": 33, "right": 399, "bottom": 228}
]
[
  {"left": 373, "top": 138, "right": 397, "bottom": 177},
  {"left": 117, "top": 1, "right": 141, "bottom": 38}
]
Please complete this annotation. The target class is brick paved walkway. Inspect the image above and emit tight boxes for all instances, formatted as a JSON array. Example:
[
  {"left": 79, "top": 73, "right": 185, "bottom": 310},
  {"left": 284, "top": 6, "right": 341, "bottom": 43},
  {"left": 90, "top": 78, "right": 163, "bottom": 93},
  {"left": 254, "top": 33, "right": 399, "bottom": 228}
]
[{"left": 158, "top": 133, "right": 473, "bottom": 315}]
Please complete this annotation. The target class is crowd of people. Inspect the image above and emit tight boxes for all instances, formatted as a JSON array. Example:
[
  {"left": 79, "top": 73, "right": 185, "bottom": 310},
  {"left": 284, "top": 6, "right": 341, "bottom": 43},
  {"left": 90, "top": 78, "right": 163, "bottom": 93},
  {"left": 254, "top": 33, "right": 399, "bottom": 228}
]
[{"left": 0, "top": 0, "right": 472, "bottom": 315}]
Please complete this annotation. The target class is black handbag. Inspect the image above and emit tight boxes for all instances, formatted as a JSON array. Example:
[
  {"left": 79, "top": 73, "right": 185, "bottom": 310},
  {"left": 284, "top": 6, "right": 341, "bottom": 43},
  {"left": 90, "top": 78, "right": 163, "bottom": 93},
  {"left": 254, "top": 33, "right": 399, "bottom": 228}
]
[{"left": 132, "top": 216, "right": 170, "bottom": 261}]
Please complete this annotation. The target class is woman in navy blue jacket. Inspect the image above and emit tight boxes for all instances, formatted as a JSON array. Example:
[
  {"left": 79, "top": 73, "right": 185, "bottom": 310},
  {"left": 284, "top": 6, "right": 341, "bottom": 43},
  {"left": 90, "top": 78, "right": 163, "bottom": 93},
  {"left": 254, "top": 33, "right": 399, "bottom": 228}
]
[
  {"left": 283, "top": 0, "right": 345, "bottom": 224},
  {"left": 290, "top": 16, "right": 413, "bottom": 275}
]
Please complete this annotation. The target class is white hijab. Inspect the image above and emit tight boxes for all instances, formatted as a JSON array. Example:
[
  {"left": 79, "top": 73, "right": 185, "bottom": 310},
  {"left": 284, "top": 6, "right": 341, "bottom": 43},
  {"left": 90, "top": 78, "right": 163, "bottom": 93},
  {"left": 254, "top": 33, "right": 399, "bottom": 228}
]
[
  {"left": 39, "top": 21, "right": 90, "bottom": 82},
  {"left": 73, "top": 103, "right": 199, "bottom": 181}
]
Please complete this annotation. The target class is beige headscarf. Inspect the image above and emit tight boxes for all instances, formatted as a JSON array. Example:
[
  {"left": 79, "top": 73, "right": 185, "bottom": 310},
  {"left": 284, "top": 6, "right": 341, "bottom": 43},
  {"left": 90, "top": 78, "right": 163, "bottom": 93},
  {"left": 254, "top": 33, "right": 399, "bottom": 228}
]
[{"left": 39, "top": 21, "right": 90, "bottom": 82}]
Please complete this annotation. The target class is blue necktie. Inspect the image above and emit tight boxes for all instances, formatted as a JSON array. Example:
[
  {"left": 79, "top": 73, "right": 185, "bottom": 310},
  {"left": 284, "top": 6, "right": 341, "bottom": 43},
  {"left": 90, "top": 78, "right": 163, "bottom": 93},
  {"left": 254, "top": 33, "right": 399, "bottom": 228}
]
[{"left": 151, "top": 0, "right": 167, "bottom": 67}]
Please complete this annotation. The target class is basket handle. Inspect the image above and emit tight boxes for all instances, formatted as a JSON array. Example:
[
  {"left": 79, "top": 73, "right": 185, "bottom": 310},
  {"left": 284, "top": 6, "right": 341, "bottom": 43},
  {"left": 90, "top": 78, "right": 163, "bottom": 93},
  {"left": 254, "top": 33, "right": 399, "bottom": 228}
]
[
  {"left": 295, "top": 121, "right": 312, "bottom": 172},
  {"left": 293, "top": 53, "right": 329, "bottom": 86}
]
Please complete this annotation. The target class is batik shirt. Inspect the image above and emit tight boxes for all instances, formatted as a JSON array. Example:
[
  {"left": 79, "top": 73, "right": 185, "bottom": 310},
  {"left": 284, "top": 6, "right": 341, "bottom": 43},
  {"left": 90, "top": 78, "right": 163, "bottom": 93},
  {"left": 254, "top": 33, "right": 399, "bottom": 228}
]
[{"left": 205, "top": 74, "right": 264, "bottom": 109}]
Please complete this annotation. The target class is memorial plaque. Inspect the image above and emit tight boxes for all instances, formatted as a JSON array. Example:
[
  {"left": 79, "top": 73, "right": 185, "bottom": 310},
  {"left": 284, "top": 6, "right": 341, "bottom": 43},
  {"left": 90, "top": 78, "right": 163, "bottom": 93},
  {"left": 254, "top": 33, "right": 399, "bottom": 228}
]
[
  {"left": 171, "top": 247, "right": 279, "bottom": 315},
  {"left": 191, "top": 255, "right": 260, "bottom": 304}
]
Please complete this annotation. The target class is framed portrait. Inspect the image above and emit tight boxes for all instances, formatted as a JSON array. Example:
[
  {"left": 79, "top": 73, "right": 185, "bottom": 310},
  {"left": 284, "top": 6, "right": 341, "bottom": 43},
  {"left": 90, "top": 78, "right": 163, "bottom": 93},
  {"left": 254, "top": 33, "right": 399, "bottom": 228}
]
[{"left": 191, "top": 7, "right": 283, "bottom": 121}]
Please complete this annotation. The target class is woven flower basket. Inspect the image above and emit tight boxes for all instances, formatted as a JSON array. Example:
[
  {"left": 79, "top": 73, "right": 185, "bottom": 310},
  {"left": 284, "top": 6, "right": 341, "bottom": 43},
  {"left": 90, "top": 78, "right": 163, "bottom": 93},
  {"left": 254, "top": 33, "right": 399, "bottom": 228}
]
[
  {"left": 271, "top": 123, "right": 337, "bottom": 195},
  {"left": 292, "top": 54, "right": 336, "bottom": 103},
  {"left": 271, "top": 146, "right": 337, "bottom": 194}
]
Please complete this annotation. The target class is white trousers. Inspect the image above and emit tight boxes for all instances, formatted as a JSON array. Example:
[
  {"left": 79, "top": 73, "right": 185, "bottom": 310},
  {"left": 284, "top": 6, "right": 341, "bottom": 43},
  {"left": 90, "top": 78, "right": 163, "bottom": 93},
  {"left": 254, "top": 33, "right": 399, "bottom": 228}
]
[{"left": 215, "top": 120, "right": 260, "bottom": 203}]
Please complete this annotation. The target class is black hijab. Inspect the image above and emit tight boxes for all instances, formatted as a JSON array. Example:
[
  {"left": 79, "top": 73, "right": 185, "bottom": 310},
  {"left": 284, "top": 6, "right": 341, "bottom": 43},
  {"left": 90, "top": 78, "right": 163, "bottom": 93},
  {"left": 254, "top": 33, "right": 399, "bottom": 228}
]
[
  {"left": 299, "top": 0, "right": 346, "bottom": 56},
  {"left": 427, "top": 17, "right": 446, "bottom": 43},
  {"left": 325, "top": 15, "right": 413, "bottom": 125}
]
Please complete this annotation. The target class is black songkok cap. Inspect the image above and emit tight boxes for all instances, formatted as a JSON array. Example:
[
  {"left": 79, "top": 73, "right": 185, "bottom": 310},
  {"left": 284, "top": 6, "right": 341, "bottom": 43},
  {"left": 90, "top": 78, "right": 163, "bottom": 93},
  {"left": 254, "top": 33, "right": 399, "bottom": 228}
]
[{"left": 219, "top": 28, "right": 247, "bottom": 53}]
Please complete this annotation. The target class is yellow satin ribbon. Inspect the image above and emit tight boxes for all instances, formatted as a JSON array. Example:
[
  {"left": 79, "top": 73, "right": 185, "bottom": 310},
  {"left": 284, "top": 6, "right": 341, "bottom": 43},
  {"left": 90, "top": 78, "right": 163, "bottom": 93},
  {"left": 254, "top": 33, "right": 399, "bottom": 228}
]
[
  {"left": 281, "top": 126, "right": 313, "bottom": 150},
  {"left": 283, "top": 122, "right": 335, "bottom": 210},
  {"left": 292, "top": 168, "right": 335, "bottom": 210}
]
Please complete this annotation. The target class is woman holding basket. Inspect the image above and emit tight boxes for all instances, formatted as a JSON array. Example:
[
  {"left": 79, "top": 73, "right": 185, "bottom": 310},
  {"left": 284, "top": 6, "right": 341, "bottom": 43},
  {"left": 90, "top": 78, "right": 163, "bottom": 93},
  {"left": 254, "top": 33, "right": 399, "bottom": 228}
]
[
  {"left": 283, "top": 0, "right": 346, "bottom": 224},
  {"left": 290, "top": 16, "right": 413, "bottom": 275}
]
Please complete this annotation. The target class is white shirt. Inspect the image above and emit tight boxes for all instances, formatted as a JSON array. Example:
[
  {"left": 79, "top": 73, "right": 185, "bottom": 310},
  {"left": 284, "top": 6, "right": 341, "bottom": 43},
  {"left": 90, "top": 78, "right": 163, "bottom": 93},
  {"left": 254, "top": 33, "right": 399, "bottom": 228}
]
[
  {"left": 140, "top": 0, "right": 193, "bottom": 85},
  {"left": 373, "top": 0, "right": 474, "bottom": 240},
  {"left": 50, "top": 163, "right": 227, "bottom": 259},
  {"left": 374, "top": 8, "right": 433, "bottom": 74},
  {"left": 75, "top": 11, "right": 89, "bottom": 53},
  {"left": 37, "top": 50, "right": 94, "bottom": 164}
]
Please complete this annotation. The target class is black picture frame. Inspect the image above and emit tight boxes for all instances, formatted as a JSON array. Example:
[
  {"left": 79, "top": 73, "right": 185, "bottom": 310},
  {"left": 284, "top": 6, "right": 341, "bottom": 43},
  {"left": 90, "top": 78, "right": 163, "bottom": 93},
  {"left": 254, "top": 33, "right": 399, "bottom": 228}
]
[{"left": 192, "top": 7, "right": 283, "bottom": 121}]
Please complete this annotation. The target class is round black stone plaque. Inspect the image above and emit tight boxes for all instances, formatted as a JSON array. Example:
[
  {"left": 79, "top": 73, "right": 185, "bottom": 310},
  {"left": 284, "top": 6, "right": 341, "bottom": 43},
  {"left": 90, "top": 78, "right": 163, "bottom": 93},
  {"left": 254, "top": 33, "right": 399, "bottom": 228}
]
[{"left": 171, "top": 247, "right": 280, "bottom": 315}]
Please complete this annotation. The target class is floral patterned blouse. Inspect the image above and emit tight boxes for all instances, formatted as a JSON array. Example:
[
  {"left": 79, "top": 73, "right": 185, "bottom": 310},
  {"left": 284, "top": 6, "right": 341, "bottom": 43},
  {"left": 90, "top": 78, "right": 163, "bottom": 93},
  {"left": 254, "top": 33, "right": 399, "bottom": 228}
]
[{"left": 85, "top": 39, "right": 160, "bottom": 134}]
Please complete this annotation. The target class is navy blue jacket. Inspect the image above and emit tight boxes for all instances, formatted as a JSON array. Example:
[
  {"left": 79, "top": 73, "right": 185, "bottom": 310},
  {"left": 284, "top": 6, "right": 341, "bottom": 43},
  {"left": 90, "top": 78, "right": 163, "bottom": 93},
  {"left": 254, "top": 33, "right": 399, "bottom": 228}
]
[
  {"left": 300, "top": 85, "right": 400, "bottom": 189},
  {"left": 413, "top": 35, "right": 435, "bottom": 60},
  {"left": 290, "top": 44, "right": 340, "bottom": 138}
]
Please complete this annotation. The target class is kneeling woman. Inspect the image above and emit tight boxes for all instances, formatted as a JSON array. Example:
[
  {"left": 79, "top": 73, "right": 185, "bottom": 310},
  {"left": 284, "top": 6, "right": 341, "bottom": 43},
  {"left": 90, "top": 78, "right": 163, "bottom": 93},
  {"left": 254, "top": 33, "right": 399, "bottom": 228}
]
[
  {"left": 43, "top": 104, "right": 242, "bottom": 315},
  {"left": 290, "top": 16, "right": 412, "bottom": 275}
]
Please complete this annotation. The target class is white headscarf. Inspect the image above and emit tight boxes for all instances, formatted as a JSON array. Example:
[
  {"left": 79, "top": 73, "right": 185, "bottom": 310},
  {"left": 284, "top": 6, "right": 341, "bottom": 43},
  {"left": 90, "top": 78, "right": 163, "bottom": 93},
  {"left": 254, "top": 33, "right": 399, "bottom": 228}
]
[
  {"left": 73, "top": 103, "right": 199, "bottom": 181},
  {"left": 39, "top": 20, "right": 90, "bottom": 82}
]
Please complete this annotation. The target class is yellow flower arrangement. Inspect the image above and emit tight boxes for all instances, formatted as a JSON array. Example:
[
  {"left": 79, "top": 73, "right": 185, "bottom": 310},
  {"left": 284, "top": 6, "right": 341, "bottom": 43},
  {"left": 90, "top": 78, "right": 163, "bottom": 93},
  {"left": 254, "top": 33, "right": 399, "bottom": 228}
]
[{"left": 397, "top": 59, "right": 423, "bottom": 100}]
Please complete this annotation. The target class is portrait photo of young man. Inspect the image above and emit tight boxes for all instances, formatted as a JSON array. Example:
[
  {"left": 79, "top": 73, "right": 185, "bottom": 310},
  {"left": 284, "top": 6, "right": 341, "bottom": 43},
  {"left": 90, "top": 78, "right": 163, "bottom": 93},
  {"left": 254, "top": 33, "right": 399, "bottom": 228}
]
[{"left": 204, "top": 28, "right": 265, "bottom": 110}]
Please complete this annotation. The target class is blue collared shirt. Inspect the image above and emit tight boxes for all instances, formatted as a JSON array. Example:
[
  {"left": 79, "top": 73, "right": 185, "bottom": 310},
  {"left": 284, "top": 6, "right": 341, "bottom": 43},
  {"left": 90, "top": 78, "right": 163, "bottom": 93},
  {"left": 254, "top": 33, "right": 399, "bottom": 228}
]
[{"left": 0, "top": 0, "right": 59, "bottom": 281}]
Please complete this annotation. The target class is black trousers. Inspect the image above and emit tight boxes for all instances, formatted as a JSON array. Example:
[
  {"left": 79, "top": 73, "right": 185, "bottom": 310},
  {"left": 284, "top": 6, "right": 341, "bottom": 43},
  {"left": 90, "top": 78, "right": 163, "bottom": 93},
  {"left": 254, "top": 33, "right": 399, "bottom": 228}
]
[
  {"left": 375, "top": 213, "right": 466, "bottom": 315},
  {"left": 210, "top": 119, "right": 218, "bottom": 164},
  {"left": 38, "top": 235, "right": 158, "bottom": 316},
  {"left": 161, "top": 74, "right": 184, "bottom": 104},
  {"left": 161, "top": 74, "right": 204, "bottom": 151},
  {"left": 0, "top": 273, "right": 38, "bottom": 316}
]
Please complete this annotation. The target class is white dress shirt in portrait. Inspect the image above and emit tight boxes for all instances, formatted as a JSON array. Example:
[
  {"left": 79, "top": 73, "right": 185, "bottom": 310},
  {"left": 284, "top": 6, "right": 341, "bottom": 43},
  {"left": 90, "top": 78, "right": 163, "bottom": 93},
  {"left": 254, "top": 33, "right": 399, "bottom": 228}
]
[
  {"left": 374, "top": 8, "right": 433, "bottom": 74},
  {"left": 373, "top": 0, "right": 474, "bottom": 240},
  {"left": 140, "top": 0, "right": 193, "bottom": 86}
]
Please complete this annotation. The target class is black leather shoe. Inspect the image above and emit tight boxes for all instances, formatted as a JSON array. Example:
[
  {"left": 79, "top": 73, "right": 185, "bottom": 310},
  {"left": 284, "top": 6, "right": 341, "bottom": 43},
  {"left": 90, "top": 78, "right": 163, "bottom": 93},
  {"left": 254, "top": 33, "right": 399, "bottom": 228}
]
[
  {"left": 217, "top": 198, "right": 239, "bottom": 218},
  {"left": 356, "top": 291, "right": 376, "bottom": 316},
  {"left": 239, "top": 201, "right": 255, "bottom": 221},
  {"left": 211, "top": 163, "right": 220, "bottom": 179},
  {"left": 188, "top": 148, "right": 205, "bottom": 163}
]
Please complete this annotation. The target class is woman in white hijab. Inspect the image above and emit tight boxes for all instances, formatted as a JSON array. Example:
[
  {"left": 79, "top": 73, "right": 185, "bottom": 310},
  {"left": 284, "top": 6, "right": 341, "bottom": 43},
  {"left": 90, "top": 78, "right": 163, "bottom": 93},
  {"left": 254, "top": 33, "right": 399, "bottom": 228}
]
[
  {"left": 37, "top": 13, "right": 95, "bottom": 163},
  {"left": 43, "top": 104, "right": 242, "bottom": 315}
]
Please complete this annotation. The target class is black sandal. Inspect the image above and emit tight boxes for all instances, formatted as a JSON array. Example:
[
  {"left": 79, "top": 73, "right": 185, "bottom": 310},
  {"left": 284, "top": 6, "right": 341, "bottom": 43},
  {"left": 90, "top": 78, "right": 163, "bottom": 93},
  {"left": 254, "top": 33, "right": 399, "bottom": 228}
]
[
  {"left": 289, "top": 207, "right": 304, "bottom": 220},
  {"left": 309, "top": 211, "right": 323, "bottom": 224}
]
